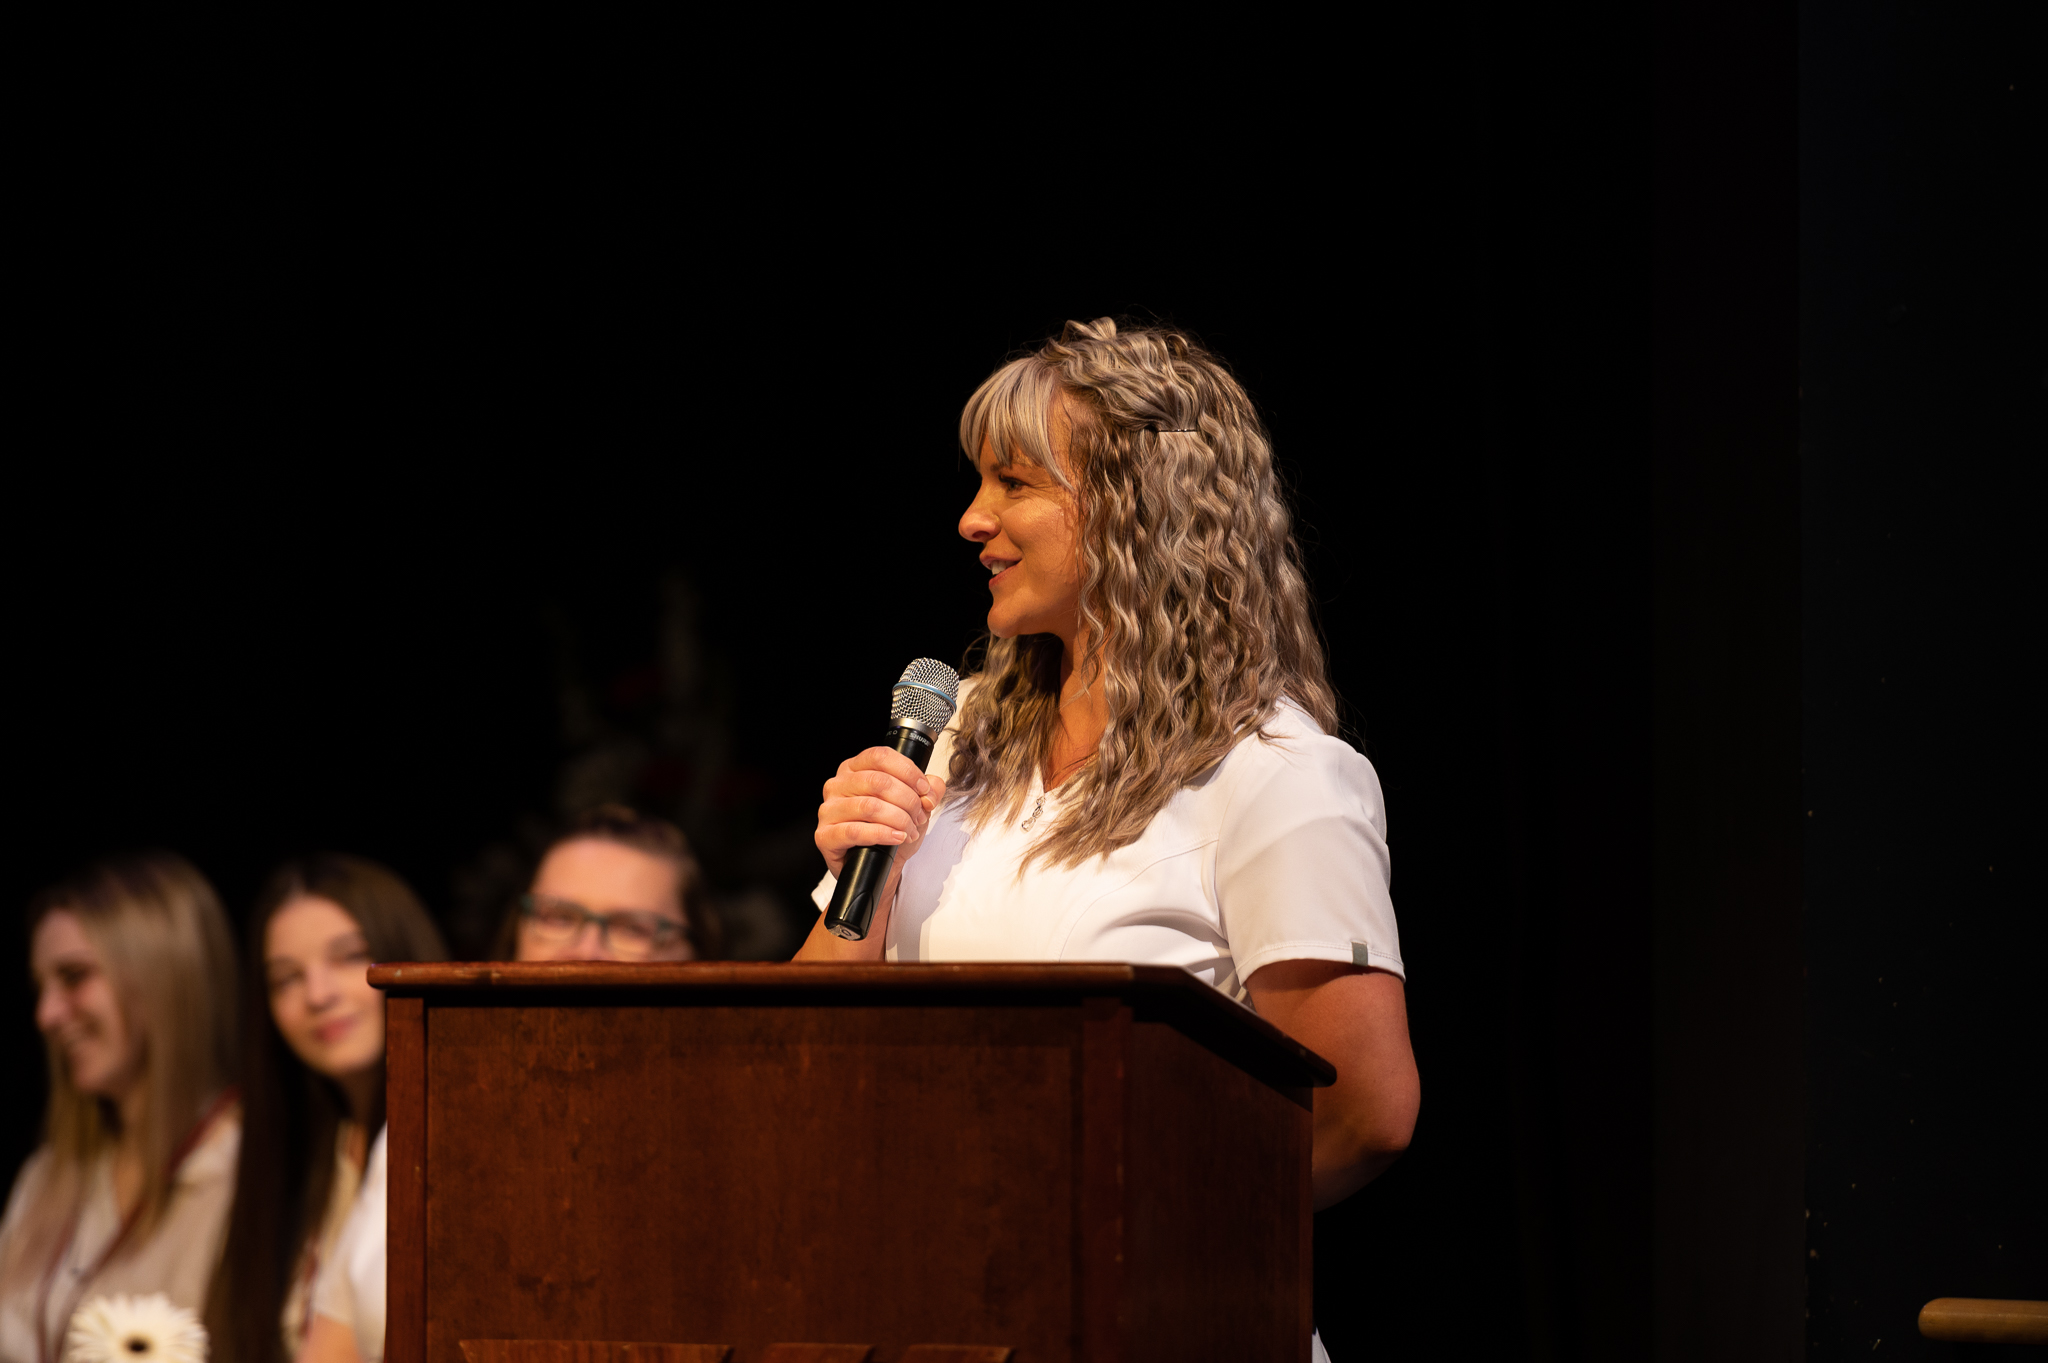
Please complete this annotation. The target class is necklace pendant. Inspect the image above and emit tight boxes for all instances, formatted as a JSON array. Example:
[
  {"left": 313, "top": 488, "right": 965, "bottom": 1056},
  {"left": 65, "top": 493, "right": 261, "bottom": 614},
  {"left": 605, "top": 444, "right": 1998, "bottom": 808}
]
[{"left": 1022, "top": 793, "right": 1045, "bottom": 830}]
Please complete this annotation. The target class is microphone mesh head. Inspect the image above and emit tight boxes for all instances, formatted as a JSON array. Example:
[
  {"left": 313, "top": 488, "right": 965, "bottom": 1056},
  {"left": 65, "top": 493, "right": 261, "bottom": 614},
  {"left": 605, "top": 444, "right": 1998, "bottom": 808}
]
[{"left": 890, "top": 657, "right": 961, "bottom": 728}]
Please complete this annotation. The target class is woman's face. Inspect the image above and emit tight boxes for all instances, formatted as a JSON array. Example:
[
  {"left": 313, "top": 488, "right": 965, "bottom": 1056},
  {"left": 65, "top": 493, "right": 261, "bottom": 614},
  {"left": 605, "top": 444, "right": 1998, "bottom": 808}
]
[
  {"left": 959, "top": 422, "right": 1084, "bottom": 644},
  {"left": 519, "top": 839, "right": 692, "bottom": 962},
  {"left": 265, "top": 895, "right": 384, "bottom": 1082},
  {"left": 33, "top": 910, "right": 143, "bottom": 1100}
]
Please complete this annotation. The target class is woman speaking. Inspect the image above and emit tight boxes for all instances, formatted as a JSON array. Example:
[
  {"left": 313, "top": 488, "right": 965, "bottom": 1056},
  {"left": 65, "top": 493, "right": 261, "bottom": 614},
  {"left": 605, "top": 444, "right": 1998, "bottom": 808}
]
[{"left": 797, "top": 318, "right": 1420, "bottom": 1213}]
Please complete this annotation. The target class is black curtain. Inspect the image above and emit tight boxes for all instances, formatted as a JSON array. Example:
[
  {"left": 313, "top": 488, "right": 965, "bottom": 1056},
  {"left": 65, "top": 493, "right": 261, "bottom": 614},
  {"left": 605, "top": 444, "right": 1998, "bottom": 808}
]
[{"left": 5, "top": 3, "right": 2036, "bottom": 1358}]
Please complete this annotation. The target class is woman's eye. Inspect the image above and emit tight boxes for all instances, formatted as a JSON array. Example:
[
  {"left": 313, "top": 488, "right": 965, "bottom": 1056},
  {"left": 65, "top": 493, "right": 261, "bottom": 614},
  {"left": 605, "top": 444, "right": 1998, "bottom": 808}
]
[{"left": 268, "top": 971, "right": 302, "bottom": 994}]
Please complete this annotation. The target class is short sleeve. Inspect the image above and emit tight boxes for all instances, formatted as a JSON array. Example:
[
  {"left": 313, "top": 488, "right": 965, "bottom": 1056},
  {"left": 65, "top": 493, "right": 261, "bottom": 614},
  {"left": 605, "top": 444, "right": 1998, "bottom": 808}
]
[
  {"left": 1214, "top": 725, "right": 1404, "bottom": 985},
  {"left": 0, "top": 1151, "right": 56, "bottom": 1363}
]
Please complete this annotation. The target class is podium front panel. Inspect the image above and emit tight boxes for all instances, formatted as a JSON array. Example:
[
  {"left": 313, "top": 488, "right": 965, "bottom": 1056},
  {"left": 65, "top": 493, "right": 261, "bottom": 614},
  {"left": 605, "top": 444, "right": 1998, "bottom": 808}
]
[{"left": 376, "top": 963, "right": 1325, "bottom": 1363}]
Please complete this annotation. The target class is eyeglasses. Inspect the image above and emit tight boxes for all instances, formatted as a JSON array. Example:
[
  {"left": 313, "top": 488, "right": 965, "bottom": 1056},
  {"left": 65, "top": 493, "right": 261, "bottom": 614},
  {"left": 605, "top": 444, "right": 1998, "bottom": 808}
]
[{"left": 517, "top": 893, "right": 690, "bottom": 961}]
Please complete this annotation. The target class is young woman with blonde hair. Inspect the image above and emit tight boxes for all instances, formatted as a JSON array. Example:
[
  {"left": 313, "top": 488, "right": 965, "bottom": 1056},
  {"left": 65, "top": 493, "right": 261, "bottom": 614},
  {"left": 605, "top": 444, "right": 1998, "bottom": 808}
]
[
  {"left": 797, "top": 321, "right": 1420, "bottom": 1298},
  {"left": 206, "top": 854, "right": 446, "bottom": 1363},
  {"left": 0, "top": 852, "right": 241, "bottom": 1363}
]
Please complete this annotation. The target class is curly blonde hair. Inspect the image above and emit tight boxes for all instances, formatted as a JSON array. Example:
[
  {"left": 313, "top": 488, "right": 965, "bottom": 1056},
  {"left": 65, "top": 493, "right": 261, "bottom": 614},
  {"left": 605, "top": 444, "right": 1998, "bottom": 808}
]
[{"left": 948, "top": 317, "right": 1338, "bottom": 868}]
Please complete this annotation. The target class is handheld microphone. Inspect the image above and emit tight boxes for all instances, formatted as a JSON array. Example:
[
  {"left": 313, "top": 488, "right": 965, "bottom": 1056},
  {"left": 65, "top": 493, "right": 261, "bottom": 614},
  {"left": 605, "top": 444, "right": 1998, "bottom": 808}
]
[{"left": 823, "top": 657, "right": 962, "bottom": 942}]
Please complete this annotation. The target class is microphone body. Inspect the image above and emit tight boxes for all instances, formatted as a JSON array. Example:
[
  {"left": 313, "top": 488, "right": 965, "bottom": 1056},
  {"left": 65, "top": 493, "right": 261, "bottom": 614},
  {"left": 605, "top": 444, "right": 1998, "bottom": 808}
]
[
  {"left": 823, "top": 658, "right": 961, "bottom": 943},
  {"left": 822, "top": 723, "right": 937, "bottom": 941}
]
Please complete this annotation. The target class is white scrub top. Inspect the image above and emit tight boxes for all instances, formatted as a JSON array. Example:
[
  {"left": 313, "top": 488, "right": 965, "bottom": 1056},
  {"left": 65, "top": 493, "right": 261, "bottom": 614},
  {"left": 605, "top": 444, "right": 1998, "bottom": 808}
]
[
  {"left": 814, "top": 692, "right": 1403, "bottom": 999},
  {"left": 311, "top": 1123, "right": 388, "bottom": 1363}
]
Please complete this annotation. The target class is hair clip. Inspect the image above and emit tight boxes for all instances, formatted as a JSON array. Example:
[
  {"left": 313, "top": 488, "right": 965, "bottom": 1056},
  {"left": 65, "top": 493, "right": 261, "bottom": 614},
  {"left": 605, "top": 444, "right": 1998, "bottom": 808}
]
[{"left": 1153, "top": 426, "right": 1199, "bottom": 434}]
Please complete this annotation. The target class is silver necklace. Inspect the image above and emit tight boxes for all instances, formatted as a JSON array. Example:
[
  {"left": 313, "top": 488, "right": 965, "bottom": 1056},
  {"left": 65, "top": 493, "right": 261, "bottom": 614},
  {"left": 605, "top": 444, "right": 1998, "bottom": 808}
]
[{"left": 1025, "top": 752, "right": 1092, "bottom": 831}]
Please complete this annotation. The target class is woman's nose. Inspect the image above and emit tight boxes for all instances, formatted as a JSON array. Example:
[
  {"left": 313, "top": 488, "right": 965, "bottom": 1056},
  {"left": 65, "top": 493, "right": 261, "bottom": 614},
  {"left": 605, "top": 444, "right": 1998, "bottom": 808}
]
[
  {"left": 304, "top": 965, "right": 338, "bottom": 1008},
  {"left": 35, "top": 985, "right": 66, "bottom": 1033},
  {"left": 959, "top": 494, "right": 998, "bottom": 542}
]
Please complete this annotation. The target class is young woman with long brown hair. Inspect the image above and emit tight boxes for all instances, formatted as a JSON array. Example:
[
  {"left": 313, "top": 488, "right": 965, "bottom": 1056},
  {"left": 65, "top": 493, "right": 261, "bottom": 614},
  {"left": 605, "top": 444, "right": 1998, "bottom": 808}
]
[
  {"left": 261, "top": 811, "right": 705, "bottom": 1363},
  {"left": 796, "top": 322, "right": 1420, "bottom": 1358},
  {"left": 206, "top": 854, "right": 445, "bottom": 1363},
  {"left": 0, "top": 852, "right": 241, "bottom": 1363}
]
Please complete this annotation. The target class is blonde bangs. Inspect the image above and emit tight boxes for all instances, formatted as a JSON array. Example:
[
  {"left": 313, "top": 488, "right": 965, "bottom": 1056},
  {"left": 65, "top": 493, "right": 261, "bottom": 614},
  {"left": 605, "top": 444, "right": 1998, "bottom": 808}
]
[
  {"left": 946, "top": 318, "right": 1339, "bottom": 871},
  {"left": 959, "top": 355, "right": 1067, "bottom": 479}
]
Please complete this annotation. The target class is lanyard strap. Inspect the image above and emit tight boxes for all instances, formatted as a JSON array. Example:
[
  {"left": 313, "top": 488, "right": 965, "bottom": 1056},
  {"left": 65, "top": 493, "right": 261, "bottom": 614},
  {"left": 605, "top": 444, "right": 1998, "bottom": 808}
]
[{"left": 33, "top": 1088, "right": 239, "bottom": 1363}]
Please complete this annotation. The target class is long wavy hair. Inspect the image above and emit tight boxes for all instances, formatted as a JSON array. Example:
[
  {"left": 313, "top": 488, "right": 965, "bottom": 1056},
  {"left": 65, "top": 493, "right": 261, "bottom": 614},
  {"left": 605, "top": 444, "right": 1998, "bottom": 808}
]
[
  {"left": 206, "top": 853, "right": 447, "bottom": 1363},
  {"left": 949, "top": 318, "right": 1338, "bottom": 868},
  {"left": 1, "top": 852, "right": 238, "bottom": 1292}
]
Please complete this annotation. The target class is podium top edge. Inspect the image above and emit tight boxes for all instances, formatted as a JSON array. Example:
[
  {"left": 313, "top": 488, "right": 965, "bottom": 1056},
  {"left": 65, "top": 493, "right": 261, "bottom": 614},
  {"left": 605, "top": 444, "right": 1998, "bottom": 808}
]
[
  {"left": 370, "top": 960, "right": 1181, "bottom": 990},
  {"left": 368, "top": 960, "right": 1335, "bottom": 1086}
]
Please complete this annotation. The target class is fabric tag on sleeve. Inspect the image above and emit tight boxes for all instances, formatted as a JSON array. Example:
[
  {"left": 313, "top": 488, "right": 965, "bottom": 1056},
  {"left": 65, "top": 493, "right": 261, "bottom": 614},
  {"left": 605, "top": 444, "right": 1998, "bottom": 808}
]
[{"left": 1351, "top": 940, "right": 1372, "bottom": 967}]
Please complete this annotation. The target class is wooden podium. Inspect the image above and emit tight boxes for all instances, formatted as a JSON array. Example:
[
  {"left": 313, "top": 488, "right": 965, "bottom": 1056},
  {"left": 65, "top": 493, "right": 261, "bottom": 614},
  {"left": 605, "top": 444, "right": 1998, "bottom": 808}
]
[{"left": 370, "top": 961, "right": 1333, "bottom": 1363}]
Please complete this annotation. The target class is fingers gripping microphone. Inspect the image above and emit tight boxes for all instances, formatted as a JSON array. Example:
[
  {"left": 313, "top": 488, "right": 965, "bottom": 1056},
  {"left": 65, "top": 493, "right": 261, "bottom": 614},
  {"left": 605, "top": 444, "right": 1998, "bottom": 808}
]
[{"left": 824, "top": 658, "right": 962, "bottom": 942}]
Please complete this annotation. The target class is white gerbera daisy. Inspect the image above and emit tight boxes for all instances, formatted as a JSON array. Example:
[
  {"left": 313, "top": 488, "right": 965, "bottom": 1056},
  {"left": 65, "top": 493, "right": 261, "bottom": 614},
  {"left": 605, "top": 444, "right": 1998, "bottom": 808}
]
[{"left": 64, "top": 1293, "right": 208, "bottom": 1363}]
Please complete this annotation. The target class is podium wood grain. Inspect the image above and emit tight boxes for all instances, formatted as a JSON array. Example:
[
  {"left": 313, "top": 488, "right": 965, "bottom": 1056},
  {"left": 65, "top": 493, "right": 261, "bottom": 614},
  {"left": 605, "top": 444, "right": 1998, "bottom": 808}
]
[
  {"left": 377, "top": 962, "right": 1327, "bottom": 1363},
  {"left": 459, "top": 1345, "right": 731, "bottom": 1363},
  {"left": 389, "top": 994, "right": 426, "bottom": 1363}
]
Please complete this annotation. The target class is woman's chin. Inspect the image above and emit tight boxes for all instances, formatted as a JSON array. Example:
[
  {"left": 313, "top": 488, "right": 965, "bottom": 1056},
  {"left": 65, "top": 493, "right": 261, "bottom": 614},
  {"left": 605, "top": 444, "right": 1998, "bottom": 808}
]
[
  {"left": 67, "top": 1059, "right": 129, "bottom": 1099},
  {"left": 312, "top": 1043, "right": 383, "bottom": 1081}
]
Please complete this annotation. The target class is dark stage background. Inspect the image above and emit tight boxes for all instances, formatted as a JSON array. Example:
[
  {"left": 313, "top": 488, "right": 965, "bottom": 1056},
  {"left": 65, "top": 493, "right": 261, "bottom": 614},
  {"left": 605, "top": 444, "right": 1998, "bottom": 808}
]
[
  {"left": 1799, "top": 2, "right": 2046, "bottom": 1358},
  {"left": 3, "top": 3, "right": 2039, "bottom": 1358}
]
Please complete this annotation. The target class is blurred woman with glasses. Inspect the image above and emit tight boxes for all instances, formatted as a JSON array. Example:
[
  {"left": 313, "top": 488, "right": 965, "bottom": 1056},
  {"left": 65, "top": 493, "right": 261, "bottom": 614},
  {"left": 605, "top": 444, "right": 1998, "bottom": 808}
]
[
  {"left": 0, "top": 852, "right": 240, "bottom": 1363},
  {"left": 497, "top": 804, "right": 719, "bottom": 964},
  {"left": 206, "top": 854, "right": 445, "bottom": 1363}
]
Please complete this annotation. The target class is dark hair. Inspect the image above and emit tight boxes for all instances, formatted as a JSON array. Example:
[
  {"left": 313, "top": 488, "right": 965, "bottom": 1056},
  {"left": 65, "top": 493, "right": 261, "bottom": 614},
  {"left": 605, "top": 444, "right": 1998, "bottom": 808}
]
[
  {"left": 490, "top": 804, "right": 721, "bottom": 961},
  {"left": 205, "top": 854, "right": 446, "bottom": 1363}
]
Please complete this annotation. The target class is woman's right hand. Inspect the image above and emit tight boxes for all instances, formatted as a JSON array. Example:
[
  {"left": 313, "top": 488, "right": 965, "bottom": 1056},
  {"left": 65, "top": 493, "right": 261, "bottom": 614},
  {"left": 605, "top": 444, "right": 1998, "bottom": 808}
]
[
  {"left": 814, "top": 746, "right": 946, "bottom": 879},
  {"left": 796, "top": 747, "right": 947, "bottom": 962}
]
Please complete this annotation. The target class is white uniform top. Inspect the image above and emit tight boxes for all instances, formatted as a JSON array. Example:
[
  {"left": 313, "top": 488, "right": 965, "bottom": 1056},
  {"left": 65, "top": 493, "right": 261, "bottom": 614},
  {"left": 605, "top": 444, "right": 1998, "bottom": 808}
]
[
  {"left": 813, "top": 691, "right": 1403, "bottom": 999},
  {"left": 281, "top": 1121, "right": 363, "bottom": 1357},
  {"left": 311, "top": 1124, "right": 388, "bottom": 1363},
  {"left": 0, "top": 1106, "right": 239, "bottom": 1363}
]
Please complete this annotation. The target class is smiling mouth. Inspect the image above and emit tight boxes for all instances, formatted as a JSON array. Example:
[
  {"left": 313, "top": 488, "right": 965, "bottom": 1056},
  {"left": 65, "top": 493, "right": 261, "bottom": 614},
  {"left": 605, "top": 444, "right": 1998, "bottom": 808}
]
[
  {"left": 985, "top": 558, "right": 1018, "bottom": 584},
  {"left": 313, "top": 1017, "right": 357, "bottom": 1044}
]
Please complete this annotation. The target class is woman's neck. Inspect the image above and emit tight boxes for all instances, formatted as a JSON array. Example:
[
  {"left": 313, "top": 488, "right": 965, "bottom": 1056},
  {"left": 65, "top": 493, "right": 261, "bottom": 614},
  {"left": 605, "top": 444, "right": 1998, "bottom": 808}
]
[
  {"left": 338, "top": 1067, "right": 381, "bottom": 1145},
  {"left": 115, "top": 1083, "right": 147, "bottom": 1140}
]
